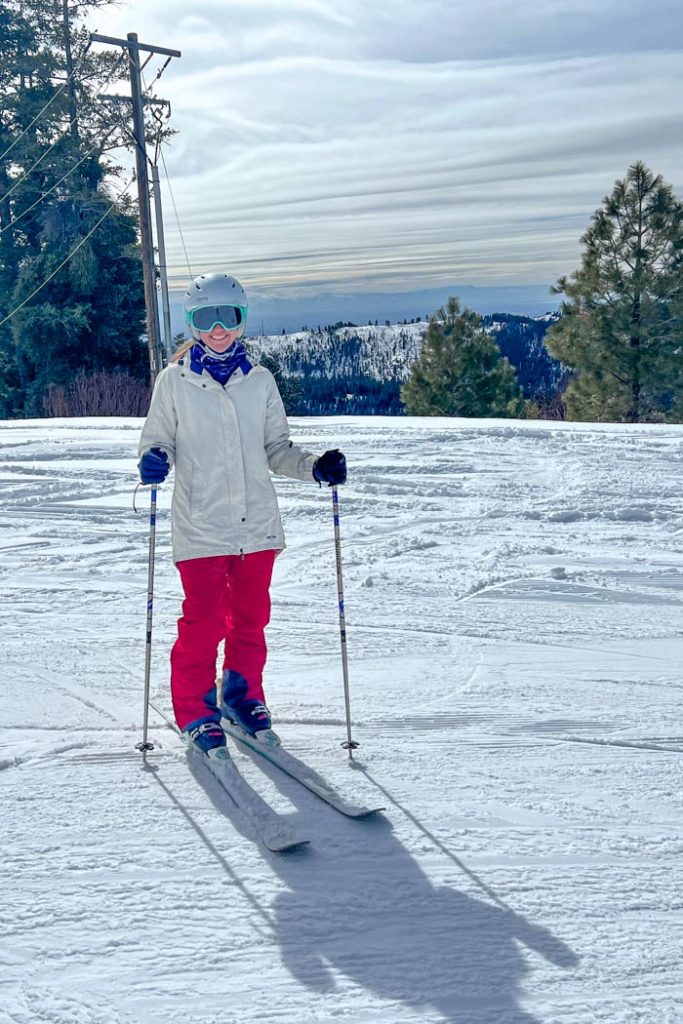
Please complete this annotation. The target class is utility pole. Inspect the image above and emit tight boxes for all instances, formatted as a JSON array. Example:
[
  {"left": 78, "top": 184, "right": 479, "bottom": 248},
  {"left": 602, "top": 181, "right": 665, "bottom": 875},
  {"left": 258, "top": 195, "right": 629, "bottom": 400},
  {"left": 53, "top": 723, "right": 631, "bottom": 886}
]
[
  {"left": 99, "top": 93, "right": 174, "bottom": 365},
  {"left": 151, "top": 163, "right": 173, "bottom": 361},
  {"left": 61, "top": 0, "right": 80, "bottom": 141},
  {"left": 127, "top": 33, "right": 162, "bottom": 380},
  {"left": 91, "top": 32, "right": 181, "bottom": 383}
]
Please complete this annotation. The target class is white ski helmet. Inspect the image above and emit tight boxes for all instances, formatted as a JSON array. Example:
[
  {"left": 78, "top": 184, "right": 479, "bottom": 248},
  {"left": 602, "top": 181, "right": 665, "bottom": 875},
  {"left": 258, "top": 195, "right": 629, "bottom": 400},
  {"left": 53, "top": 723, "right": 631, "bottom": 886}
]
[{"left": 183, "top": 272, "right": 249, "bottom": 340}]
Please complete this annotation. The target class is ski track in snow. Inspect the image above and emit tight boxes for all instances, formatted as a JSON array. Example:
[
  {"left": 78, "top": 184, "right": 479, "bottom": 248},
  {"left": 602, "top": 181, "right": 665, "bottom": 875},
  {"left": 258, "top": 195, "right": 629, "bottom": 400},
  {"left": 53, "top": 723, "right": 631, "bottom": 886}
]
[{"left": 2, "top": 415, "right": 683, "bottom": 1023}]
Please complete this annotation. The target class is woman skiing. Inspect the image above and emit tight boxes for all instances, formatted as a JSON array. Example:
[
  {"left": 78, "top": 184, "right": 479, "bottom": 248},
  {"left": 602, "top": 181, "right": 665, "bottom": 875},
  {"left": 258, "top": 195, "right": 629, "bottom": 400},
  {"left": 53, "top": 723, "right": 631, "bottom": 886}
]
[{"left": 138, "top": 272, "right": 346, "bottom": 755}]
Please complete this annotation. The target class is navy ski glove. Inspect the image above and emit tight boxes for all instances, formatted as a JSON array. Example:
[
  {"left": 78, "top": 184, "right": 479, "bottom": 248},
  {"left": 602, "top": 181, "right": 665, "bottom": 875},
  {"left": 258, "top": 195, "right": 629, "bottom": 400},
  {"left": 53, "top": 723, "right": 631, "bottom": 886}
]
[
  {"left": 313, "top": 449, "right": 347, "bottom": 486},
  {"left": 139, "top": 447, "right": 170, "bottom": 484}
]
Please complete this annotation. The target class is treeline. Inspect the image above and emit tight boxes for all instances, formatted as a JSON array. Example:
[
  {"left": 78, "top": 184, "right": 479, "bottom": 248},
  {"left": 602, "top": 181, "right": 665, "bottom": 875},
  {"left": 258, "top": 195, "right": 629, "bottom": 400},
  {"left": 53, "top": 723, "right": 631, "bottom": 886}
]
[
  {"left": 257, "top": 163, "right": 683, "bottom": 423},
  {"left": 492, "top": 315, "right": 568, "bottom": 414},
  {"left": 0, "top": 0, "right": 148, "bottom": 419},
  {"left": 400, "top": 162, "right": 683, "bottom": 423},
  {"left": 253, "top": 314, "right": 566, "bottom": 417}
]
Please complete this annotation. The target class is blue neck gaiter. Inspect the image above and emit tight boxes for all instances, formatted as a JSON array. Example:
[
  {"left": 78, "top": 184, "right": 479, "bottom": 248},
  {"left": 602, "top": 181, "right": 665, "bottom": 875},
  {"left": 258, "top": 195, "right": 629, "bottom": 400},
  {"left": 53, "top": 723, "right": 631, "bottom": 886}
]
[{"left": 189, "top": 340, "right": 252, "bottom": 386}]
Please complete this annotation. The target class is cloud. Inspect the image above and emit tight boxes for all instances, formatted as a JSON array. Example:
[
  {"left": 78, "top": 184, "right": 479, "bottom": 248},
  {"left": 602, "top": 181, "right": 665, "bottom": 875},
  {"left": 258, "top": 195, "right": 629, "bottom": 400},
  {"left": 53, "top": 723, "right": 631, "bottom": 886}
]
[
  {"left": 88, "top": 1, "right": 683, "bottom": 297},
  {"left": 355, "top": 0, "right": 683, "bottom": 61},
  {"left": 95, "top": 0, "right": 683, "bottom": 63}
]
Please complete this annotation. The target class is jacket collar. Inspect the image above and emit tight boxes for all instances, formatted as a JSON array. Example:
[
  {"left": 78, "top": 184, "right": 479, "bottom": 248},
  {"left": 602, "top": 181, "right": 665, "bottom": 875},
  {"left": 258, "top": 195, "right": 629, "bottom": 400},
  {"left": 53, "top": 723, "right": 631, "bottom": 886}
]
[{"left": 176, "top": 359, "right": 250, "bottom": 391}]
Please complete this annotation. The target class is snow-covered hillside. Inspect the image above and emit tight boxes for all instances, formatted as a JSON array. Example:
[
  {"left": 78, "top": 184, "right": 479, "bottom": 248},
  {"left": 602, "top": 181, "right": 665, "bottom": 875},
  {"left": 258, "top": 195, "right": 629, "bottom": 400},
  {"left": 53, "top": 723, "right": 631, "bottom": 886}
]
[
  {"left": 2, "top": 415, "right": 683, "bottom": 1024},
  {"left": 246, "top": 314, "right": 563, "bottom": 415},
  {"left": 248, "top": 321, "right": 428, "bottom": 382},
  {"left": 247, "top": 314, "right": 559, "bottom": 385}
]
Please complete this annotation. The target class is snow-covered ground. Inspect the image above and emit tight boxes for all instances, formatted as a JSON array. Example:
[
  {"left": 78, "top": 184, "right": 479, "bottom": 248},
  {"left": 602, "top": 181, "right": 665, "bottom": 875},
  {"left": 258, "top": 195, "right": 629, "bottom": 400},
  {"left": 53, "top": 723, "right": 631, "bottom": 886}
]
[{"left": 2, "top": 415, "right": 683, "bottom": 1024}]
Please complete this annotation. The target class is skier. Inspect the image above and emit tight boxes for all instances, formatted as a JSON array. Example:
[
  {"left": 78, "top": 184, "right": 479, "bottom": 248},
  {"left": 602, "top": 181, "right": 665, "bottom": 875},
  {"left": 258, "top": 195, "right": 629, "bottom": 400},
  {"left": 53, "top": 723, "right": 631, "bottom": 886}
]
[{"left": 138, "top": 272, "right": 346, "bottom": 755}]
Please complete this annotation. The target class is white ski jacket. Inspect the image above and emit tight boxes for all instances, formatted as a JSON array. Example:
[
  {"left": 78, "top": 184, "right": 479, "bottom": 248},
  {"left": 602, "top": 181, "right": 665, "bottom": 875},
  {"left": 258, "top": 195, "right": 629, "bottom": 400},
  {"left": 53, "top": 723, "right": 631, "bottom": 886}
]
[{"left": 138, "top": 358, "right": 318, "bottom": 563}]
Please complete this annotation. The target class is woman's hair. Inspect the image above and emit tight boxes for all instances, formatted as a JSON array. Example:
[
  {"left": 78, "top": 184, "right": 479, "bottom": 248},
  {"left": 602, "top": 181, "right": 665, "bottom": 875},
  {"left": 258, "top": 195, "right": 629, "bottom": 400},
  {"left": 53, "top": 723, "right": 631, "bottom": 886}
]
[{"left": 172, "top": 339, "right": 193, "bottom": 363}]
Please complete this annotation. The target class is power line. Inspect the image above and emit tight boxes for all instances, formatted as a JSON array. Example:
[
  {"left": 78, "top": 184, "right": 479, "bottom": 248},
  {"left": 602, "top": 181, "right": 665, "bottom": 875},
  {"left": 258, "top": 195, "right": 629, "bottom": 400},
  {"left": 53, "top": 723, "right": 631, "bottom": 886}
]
[
  {"left": 139, "top": 70, "right": 175, "bottom": 359},
  {"left": 2, "top": 66, "right": 167, "bottom": 239},
  {"left": 139, "top": 67, "right": 193, "bottom": 280},
  {"left": 0, "top": 128, "right": 117, "bottom": 237},
  {"left": 0, "top": 175, "right": 135, "bottom": 332},
  {"left": 0, "top": 40, "right": 93, "bottom": 166},
  {"left": 140, "top": 68, "right": 169, "bottom": 165},
  {"left": 159, "top": 146, "right": 193, "bottom": 279},
  {"left": 90, "top": 32, "right": 182, "bottom": 383},
  {"left": 0, "top": 51, "right": 125, "bottom": 207}
]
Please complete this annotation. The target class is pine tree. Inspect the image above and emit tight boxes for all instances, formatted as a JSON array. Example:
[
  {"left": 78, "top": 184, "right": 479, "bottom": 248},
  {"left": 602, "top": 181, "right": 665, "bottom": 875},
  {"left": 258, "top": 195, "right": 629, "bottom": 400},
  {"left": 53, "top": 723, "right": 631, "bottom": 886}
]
[
  {"left": 545, "top": 162, "right": 683, "bottom": 422},
  {"left": 256, "top": 351, "right": 303, "bottom": 415},
  {"left": 0, "top": 1, "right": 146, "bottom": 417},
  {"left": 401, "top": 297, "right": 525, "bottom": 417}
]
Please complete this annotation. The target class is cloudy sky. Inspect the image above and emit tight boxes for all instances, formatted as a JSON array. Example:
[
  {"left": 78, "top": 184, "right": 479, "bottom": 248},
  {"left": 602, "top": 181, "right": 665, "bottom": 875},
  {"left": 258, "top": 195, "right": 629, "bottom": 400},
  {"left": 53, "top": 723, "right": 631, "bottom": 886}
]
[{"left": 88, "top": 0, "right": 683, "bottom": 306}]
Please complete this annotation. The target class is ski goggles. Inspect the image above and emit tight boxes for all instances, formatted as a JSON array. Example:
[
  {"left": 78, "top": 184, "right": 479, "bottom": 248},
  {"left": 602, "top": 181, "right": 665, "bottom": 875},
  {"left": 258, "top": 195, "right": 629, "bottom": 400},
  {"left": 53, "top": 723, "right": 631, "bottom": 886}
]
[{"left": 186, "top": 303, "right": 247, "bottom": 333}]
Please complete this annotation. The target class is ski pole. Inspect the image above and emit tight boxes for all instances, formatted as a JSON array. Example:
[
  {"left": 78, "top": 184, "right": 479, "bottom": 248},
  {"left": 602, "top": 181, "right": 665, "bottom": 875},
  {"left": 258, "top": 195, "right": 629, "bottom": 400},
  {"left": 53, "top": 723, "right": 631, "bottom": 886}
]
[
  {"left": 331, "top": 485, "right": 358, "bottom": 759},
  {"left": 136, "top": 485, "right": 157, "bottom": 758}
]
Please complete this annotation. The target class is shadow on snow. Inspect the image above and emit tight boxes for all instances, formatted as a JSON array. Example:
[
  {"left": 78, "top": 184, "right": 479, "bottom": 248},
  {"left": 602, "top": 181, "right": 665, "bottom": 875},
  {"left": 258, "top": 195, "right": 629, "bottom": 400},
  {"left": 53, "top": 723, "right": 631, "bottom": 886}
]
[{"left": 162, "top": 747, "right": 579, "bottom": 1024}]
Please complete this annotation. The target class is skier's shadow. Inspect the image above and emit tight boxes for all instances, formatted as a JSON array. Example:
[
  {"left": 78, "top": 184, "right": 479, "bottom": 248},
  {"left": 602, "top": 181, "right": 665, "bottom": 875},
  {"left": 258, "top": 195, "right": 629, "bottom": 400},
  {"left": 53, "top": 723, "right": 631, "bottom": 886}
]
[{"left": 259, "top": 759, "right": 579, "bottom": 1024}]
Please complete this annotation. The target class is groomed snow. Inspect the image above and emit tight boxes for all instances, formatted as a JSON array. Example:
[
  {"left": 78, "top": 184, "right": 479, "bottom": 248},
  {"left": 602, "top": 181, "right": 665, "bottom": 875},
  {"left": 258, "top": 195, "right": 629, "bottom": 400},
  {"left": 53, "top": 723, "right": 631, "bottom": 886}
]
[{"left": 1, "top": 415, "right": 683, "bottom": 1024}]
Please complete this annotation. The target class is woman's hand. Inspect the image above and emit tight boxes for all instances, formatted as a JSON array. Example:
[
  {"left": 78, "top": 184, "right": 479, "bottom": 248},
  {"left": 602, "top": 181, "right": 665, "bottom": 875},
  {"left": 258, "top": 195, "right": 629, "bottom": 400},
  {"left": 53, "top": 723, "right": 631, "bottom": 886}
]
[
  {"left": 312, "top": 449, "right": 347, "bottom": 486},
  {"left": 139, "top": 447, "right": 170, "bottom": 484}
]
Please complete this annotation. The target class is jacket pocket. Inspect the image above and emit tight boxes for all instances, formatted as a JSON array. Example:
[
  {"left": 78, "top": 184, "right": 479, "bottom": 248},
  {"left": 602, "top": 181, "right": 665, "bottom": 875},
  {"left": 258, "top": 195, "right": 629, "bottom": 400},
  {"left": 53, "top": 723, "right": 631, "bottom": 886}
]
[{"left": 188, "top": 465, "right": 210, "bottom": 518}]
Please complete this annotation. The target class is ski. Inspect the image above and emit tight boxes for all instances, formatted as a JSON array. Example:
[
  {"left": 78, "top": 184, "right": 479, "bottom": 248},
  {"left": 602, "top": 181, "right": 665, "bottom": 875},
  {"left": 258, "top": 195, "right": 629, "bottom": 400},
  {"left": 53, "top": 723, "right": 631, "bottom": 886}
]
[
  {"left": 152, "top": 704, "right": 311, "bottom": 853},
  {"left": 221, "top": 719, "right": 384, "bottom": 819},
  {"left": 186, "top": 742, "right": 310, "bottom": 853}
]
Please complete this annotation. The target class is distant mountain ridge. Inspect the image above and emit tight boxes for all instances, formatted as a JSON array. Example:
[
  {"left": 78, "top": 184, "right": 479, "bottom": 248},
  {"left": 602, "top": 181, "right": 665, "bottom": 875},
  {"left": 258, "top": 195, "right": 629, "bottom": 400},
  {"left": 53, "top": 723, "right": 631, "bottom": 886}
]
[
  {"left": 244, "top": 284, "right": 558, "bottom": 335},
  {"left": 170, "top": 286, "right": 559, "bottom": 339}
]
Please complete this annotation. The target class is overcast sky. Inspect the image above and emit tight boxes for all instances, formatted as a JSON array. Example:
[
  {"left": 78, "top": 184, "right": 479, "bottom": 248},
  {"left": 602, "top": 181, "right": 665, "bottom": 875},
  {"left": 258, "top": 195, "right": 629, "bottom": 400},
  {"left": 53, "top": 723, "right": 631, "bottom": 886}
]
[{"left": 88, "top": 1, "right": 683, "bottom": 301}]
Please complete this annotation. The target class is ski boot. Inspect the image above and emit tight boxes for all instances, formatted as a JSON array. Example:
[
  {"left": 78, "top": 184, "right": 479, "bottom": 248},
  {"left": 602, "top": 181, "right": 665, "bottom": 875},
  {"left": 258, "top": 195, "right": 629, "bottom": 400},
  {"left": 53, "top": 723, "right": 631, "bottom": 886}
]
[
  {"left": 221, "top": 670, "right": 280, "bottom": 746},
  {"left": 186, "top": 720, "right": 228, "bottom": 758}
]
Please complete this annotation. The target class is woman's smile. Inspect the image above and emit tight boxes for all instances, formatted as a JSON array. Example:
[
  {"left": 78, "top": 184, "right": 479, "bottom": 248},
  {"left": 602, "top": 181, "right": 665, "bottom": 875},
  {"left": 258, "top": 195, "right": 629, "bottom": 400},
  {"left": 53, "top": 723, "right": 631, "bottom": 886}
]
[{"left": 200, "top": 327, "right": 239, "bottom": 352}]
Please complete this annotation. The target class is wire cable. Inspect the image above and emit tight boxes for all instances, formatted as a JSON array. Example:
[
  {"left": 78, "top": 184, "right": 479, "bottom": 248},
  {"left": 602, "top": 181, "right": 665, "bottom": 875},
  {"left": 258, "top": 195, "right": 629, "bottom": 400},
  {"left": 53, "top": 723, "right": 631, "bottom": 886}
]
[
  {"left": 3, "top": 59, "right": 166, "bottom": 240},
  {"left": 0, "top": 52, "right": 125, "bottom": 207},
  {"left": 140, "top": 67, "right": 167, "bottom": 165},
  {"left": 140, "top": 67, "right": 193, "bottom": 279},
  {"left": 92, "top": 64, "right": 168, "bottom": 169},
  {"left": 159, "top": 146, "right": 193, "bottom": 279},
  {"left": 0, "top": 40, "right": 93, "bottom": 166},
  {"left": 0, "top": 127, "right": 117, "bottom": 237},
  {"left": 0, "top": 49, "right": 182, "bottom": 337},
  {"left": 0, "top": 175, "right": 135, "bottom": 331}
]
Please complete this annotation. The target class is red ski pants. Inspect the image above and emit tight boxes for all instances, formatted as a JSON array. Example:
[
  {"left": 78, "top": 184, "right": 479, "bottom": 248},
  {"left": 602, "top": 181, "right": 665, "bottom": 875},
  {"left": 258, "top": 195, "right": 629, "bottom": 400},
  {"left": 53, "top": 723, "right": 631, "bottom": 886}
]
[{"left": 170, "top": 550, "right": 277, "bottom": 731}]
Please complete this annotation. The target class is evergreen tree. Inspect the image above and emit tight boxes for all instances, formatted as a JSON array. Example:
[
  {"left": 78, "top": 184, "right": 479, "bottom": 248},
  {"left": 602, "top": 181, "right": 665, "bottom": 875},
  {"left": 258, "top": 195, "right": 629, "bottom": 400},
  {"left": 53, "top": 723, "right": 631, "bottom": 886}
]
[
  {"left": 484, "top": 313, "right": 568, "bottom": 411},
  {"left": 0, "top": 1, "right": 146, "bottom": 417},
  {"left": 256, "top": 351, "right": 303, "bottom": 415},
  {"left": 545, "top": 162, "right": 683, "bottom": 422},
  {"left": 401, "top": 297, "right": 525, "bottom": 417}
]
